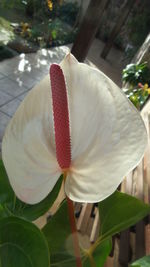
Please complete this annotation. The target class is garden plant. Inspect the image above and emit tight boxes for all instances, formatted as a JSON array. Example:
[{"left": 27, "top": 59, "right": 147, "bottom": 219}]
[
  {"left": 0, "top": 0, "right": 79, "bottom": 53},
  {"left": 0, "top": 53, "right": 149, "bottom": 267},
  {"left": 122, "top": 62, "right": 150, "bottom": 109}
]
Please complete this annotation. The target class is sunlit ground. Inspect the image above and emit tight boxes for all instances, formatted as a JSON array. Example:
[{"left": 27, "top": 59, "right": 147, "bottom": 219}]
[{"left": 0, "top": 44, "right": 71, "bottom": 151}]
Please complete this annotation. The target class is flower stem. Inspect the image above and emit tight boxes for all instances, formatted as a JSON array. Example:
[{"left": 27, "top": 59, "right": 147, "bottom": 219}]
[
  {"left": 88, "top": 254, "right": 96, "bottom": 267},
  {"left": 63, "top": 173, "right": 82, "bottom": 267}
]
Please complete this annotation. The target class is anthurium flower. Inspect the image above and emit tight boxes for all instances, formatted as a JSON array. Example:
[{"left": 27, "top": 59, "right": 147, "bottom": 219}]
[{"left": 2, "top": 53, "right": 147, "bottom": 204}]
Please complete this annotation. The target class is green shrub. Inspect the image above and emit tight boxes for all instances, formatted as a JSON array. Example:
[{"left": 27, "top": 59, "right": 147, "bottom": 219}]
[
  {"left": 57, "top": 1, "right": 79, "bottom": 26},
  {"left": 47, "top": 18, "right": 78, "bottom": 47},
  {"left": 122, "top": 62, "right": 150, "bottom": 86},
  {"left": 122, "top": 62, "right": 150, "bottom": 109}
]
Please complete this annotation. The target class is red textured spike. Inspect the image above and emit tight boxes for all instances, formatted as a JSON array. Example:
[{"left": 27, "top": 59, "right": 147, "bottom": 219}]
[{"left": 50, "top": 64, "right": 71, "bottom": 170}]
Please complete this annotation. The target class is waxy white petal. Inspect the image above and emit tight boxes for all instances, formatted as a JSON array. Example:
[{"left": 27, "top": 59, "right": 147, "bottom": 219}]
[
  {"left": 2, "top": 76, "right": 61, "bottom": 204},
  {"left": 2, "top": 53, "right": 147, "bottom": 204},
  {"left": 61, "top": 54, "right": 147, "bottom": 202}
]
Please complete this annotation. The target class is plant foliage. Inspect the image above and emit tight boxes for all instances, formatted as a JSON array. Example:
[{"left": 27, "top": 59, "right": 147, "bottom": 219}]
[
  {"left": 130, "top": 255, "right": 150, "bottom": 267},
  {"left": 122, "top": 62, "right": 150, "bottom": 109}
]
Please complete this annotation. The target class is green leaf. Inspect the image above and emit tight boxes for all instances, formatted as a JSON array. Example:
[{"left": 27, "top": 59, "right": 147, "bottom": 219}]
[
  {"left": 51, "top": 30, "right": 57, "bottom": 39},
  {"left": 99, "top": 191, "right": 150, "bottom": 240},
  {"left": 0, "top": 160, "right": 14, "bottom": 205},
  {"left": 43, "top": 201, "right": 76, "bottom": 266},
  {"left": 0, "top": 159, "right": 63, "bottom": 221},
  {"left": 83, "top": 239, "right": 112, "bottom": 267},
  {"left": 122, "top": 62, "right": 150, "bottom": 87},
  {"left": 0, "top": 216, "right": 50, "bottom": 267},
  {"left": 49, "top": 247, "right": 76, "bottom": 267},
  {"left": 0, "top": 160, "right": 15, "bottom": 218},
  {"left": 43, "top": 201, "right": 111, "bottom": 267},
  {"left": 48, "top": 239, "right": 111, "bottom": 267},
  {"left": 43, "top": 201, "right": 70, "bottom": 254},
  {"left": 130, "top": 255, "right": 150, "bottom": 267}
]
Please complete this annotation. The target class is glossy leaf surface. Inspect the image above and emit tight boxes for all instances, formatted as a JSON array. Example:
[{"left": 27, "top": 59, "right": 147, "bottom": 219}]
[
  {"left": 130, "top": 255, "right": 150, "bottom": 267},
  {"left": 99, "top": 191, "right": 150, "bottom": 240},
  {"left": 0, "top": 216, "right": 50, "bottom": 267},
  {"left": 83, "top": 239, "right": 112, "bottom": 267}
]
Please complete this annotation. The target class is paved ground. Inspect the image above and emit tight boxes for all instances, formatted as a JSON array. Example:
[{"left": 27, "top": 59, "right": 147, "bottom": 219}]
[{"left": 0, "top": 39, "right": 125, "bottom": 151}]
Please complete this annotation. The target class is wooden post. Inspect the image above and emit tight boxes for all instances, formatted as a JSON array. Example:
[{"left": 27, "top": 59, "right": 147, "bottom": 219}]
[
  {"left": 135, "top": 161, "right": 146, "bottom": 259},
  {"left": 101, "top": 0, "right": 135, "bottom": 59},
  {"left": 119, "top": 230, "right": 131, "bottom": 265},
  {"left": 119, "top": 173, "right": 133, "bottom": 265},
  {"left": 71, "top": 0, "right": 109, "bottom": 62}
]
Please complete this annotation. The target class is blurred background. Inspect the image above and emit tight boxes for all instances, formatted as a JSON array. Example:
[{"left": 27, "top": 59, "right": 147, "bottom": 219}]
[{"left": 0, "top": 0, "right": 150, "bottom": 63}]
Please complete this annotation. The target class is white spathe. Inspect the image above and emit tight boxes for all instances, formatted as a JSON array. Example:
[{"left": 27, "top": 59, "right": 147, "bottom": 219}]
[{"left": 2, "top": 53, "right": 147, "bottom": 204}]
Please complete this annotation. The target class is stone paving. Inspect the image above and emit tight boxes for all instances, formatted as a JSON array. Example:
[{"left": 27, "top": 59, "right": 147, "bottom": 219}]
[
  {"left": 0, "top": 45, "right": 70, "bottom": 151},
  {"left": 0, "top": 39, "right": 124, "bottom": 152}
]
